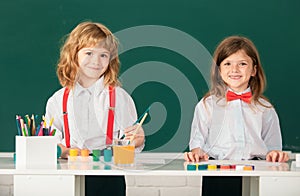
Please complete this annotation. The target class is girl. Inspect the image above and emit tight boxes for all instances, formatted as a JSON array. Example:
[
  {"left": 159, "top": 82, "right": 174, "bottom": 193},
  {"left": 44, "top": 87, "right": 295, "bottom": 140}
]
[
  {"left": 45, "top": 21, "right": 145, "bottom": 196},
  {"left": 184, "top": 36, "right": 289, "bottom": 163}
]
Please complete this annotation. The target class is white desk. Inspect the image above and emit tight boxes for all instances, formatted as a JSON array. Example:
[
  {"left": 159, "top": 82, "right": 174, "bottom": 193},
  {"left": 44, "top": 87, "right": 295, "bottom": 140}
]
[{"left": 1, "top": 153, "right": 300, "bottom": 196}]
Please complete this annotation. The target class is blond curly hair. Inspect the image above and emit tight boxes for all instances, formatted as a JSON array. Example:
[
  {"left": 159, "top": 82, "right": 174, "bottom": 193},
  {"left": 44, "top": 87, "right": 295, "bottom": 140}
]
[{"left": 56, "top": 21, "right": 120, "bottom": 89}]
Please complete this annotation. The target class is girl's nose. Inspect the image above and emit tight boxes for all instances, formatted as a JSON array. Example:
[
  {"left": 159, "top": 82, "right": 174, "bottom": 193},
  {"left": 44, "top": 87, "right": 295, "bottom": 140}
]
[{"left": 231, "top": 63, "right": 239, "bottom": 72}]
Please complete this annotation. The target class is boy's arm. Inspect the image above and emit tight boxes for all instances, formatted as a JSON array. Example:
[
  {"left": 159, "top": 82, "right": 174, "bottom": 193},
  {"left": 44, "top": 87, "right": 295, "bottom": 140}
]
[
  {"left": 124, "top": 124, "right": 145, "bottom": 148},
  {"left": 58, "top": 143, "right": 69, "bottom": 159}
]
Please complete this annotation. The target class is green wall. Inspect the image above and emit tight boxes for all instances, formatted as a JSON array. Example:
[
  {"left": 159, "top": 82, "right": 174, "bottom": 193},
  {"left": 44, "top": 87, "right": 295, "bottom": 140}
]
[{"left": 1, "top": 0, "right": 299, "bottom": 152}]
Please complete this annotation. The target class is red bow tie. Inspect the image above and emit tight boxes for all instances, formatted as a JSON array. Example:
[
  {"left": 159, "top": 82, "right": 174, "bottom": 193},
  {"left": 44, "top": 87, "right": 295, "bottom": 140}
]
[{"left": 226, "top": 91, "right": 252, "bottom": 103}]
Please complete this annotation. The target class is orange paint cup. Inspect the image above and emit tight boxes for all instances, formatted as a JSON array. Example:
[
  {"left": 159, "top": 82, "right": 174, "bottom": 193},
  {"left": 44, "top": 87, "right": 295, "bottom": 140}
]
[
  {"left": 113, "top": 139, "right": 135, "bottom": 165},
  {"left": 81, "top": 149, "right": 89, "bottom": 157}
]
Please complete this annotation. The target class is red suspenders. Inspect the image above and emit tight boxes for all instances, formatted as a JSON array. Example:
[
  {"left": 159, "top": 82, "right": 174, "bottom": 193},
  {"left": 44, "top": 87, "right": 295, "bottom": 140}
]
[
  {"left": 62, "top": 88, "right": 71, "bottom": 148},
  {"left": 106, "top": 86, "right": 115, "bottom": 145},
  {"left": 62, "top": 86, "right": 115, "bottom": 148}
]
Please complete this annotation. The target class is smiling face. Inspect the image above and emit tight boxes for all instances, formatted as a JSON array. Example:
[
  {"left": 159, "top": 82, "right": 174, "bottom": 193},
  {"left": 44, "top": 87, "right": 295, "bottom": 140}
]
[
  {"left": 219, "top": 50, "right": 256, "bottom": 92},
  {"left": 77, "top": 46, "right": 111, "bottom": 88}
]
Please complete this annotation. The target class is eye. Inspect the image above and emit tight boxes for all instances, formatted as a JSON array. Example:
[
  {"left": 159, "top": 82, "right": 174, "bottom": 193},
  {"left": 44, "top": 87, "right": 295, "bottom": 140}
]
[
  {"left": 100, "top": 53, "right": 109, "bottom": 58},
  {"left": 223, "top": 62, "right": 230, "bottom": 66},
  {"left": 239, "top": 62, "right": 248, "bottom": 66},
  {"left": 85, "top": 51, "right": 93, "bottom": 56}
]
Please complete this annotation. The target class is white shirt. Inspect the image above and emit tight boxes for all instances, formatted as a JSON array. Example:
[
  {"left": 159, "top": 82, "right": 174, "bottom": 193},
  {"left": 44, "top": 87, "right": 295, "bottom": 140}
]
[
  {"left": 189, "top": 88, "right": 282, "bottom": 160},
  {"left": 45, "top": 77, "right": 144, "bottom": 151}
]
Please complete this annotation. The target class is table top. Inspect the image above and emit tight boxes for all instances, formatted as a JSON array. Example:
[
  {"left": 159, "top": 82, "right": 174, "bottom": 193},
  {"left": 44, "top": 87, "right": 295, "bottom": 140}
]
[{"left": 1, "top": 153, "right": 300, "bottom": 177}]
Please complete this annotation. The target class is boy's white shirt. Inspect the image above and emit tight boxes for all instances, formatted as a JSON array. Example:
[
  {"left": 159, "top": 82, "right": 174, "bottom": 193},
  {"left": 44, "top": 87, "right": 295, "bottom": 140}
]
[
  {"left": 189, "top": 87, "right": 282, "bottom": 160},
  {"left": 45, "top": 77, "right": 144, "bottom": 152}
]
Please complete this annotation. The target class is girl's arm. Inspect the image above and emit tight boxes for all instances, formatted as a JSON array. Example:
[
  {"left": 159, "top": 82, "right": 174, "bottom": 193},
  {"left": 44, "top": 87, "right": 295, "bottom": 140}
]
[
  {"left": 261, "top": 107, "right": 283, "bottom": 151},
  {"left": 266, "top": 150, "right": 289, "bottom": 162},
  {"left": 188, "top": 99, "right": 211, "bottom": 161},
  {"left": 261, "top": 107, "right": 288, "bottom": 162},
  {"left": 184, "top": 148, "right": 209, "bottom": 162}
]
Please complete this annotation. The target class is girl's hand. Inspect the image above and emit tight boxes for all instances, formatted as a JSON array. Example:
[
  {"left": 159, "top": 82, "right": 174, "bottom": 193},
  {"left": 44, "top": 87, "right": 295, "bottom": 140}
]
[
  {"left": 184, "top": 148, "right": 209, "bottom": 162},
  {"left": 266, "top": 150, "right": 289, "bottom": 162},
  {"left": 124, "top": 124, "right": 145, "bottom": 147}
]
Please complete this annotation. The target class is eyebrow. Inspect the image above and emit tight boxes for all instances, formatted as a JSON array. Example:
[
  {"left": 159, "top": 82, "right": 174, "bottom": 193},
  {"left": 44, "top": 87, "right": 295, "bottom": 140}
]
[
  {"left": 81, "top": 48, "right": 110, "bottom": 54},
  {"left": 223, "top": 59, "right": 250, "bottom": 62}
]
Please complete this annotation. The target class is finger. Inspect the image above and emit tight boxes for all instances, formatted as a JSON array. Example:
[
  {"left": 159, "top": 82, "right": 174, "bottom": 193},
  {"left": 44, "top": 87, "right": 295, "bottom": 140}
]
[
  {"left": 124, "top": 128, "right": 134, "bottom": 134},
  {"left": 130, "top": 132, "right": 142, "bottom": 138},
  {"left": 126, "top": 126, "right": 141, "bottom": 135},
  {"left": 197, "top": 153, "right": 205, "bottom": 161},
  {"left": 184, "top": 152, "right": 189, "bottom": 161},
  {"left": 266, "top": 153, "right": 271, "bottom": 162},
  {"left": 285, "top": 153, "right": 289, "bottom": 161},
  {"left": 125, "top": 133, "right": 133, "bottom": 137},
  {"left": 133, "top": 135, "right": 143, "bottom": 140},
  {"left": 124, "top": 136, "right": 132, "bottom": 140},
  {"left": 203, "top": 154, "right": 209, "bottom": 161},
  {"left": 283, "top": 153, "right": 289, "bottom": 162},
  {"left": 134, "top": 133, "right": 143, "bottom": 137},
  {"left": 188, "top": 152, "right": 195, "bottom": 162},
  {"left": 278, "top": 152, "right": 284, "bottom": 162},
  {"left": 194, "top": 153, "right": 200, "bottom": 162},
  {"left": 272, "top": 152, "right": 278, "bottom": 162}
]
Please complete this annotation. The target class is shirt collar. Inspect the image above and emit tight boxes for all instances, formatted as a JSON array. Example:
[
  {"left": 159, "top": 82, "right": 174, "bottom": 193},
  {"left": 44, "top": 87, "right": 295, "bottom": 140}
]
[
  {"left": 74, "top": 76, "right": 105, "bottom": 97},
  {"left": 74, "top": 83, "right": 86, "bottom": 97},
  {"left": 227, "top": 87, "right": 251, "bottom": 95},
  {"left": 94, "top": 76, "right": 105, "bottom": 96}
]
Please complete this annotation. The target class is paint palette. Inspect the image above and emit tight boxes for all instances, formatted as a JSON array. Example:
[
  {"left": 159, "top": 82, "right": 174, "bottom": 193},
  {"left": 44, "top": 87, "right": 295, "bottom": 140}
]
[{"left": 186, "top": 163, "right": 255, "bottom": 171}]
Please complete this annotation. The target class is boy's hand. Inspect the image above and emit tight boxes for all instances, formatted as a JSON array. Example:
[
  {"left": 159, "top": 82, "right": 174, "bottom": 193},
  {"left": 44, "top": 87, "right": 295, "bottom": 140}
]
[{"left": 124, "top": 124, "right": 145, "bottom": 147}]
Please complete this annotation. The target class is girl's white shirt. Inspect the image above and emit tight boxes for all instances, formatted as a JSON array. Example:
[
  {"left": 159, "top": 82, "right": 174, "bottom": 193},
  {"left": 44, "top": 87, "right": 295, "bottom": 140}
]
[
  {"left": 189, "top": 88, "right": 282, "bottom": 160},
  {"left": 45, "top": 77, "right": 144, "bottom": 152}
]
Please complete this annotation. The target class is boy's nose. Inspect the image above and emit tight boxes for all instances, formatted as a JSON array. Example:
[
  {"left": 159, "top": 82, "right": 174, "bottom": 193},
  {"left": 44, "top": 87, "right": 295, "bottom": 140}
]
[{"left": 90, "top": 55, "right": 101, "bottom": 65}]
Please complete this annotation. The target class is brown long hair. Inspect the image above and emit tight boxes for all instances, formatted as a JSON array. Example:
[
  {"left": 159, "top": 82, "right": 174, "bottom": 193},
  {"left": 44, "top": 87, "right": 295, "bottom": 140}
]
[
  {"left": 56, "top": 21, "right": 120, "bottom": 89},
  {"left": 204, "top": 35, "right": 270, "bottom": 107}
]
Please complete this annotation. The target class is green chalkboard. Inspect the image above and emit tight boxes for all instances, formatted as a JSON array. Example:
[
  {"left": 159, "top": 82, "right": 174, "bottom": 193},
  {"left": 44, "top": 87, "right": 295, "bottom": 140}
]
[{"left": 1, "top": 0, "right": 299, "bottom": 152}]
